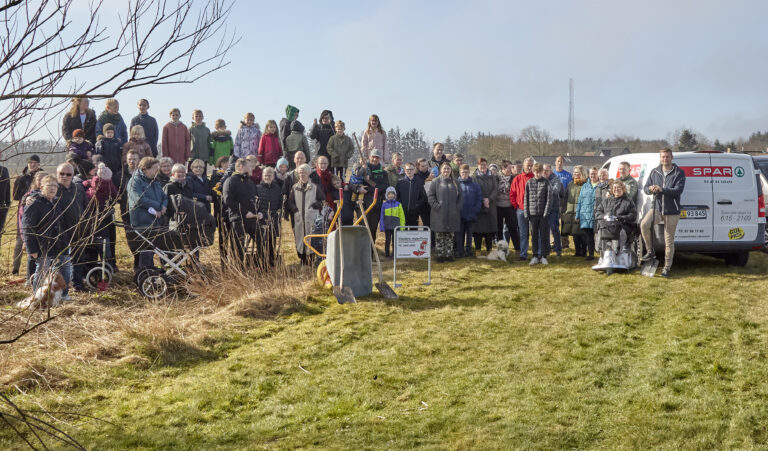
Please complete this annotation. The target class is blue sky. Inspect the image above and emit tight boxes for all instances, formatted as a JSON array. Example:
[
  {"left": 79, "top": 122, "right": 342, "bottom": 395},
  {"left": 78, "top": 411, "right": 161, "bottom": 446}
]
[{"left": 88, "top": 0, "right": 768, "bottom": 143}]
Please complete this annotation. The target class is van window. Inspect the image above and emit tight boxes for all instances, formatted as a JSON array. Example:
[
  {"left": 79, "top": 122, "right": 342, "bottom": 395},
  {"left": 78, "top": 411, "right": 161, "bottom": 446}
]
[{"left": 757, "top": 160, "right": 768, "bottom": 180}]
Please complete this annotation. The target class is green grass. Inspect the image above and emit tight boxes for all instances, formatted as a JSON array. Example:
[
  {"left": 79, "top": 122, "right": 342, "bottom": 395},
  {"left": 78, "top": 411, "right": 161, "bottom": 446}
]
[{"left": 3, "top": 246, "right": 768, "bottom": 449}]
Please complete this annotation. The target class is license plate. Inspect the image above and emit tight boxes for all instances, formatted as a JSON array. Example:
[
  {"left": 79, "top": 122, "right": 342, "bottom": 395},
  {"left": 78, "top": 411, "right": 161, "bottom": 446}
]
[{"left": 680, "top": 208, "right": 707, "bottom": 219}]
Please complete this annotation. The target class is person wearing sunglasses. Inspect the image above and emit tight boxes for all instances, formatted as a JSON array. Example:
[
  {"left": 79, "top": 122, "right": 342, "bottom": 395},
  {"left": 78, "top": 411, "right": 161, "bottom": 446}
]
[{"left": 55, "top": 162, "right": 86, "bottom": 295}]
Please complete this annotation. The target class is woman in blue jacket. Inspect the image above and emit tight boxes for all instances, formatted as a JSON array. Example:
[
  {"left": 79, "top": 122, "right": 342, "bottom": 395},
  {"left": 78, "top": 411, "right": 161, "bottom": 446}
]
[
  {"left": 575, "top": 166, "right": 599, "bottom": 260},
  {"left": 127, "top": 157, "right": 168, "bottom": 270},
  {"left": 456, "top": 164, "right": 483, "bottom": 258}
]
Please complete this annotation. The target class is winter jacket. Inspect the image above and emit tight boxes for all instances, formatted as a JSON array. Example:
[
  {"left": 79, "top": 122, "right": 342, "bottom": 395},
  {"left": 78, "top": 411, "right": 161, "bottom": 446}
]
[
  {"left": 561, "top": 180, "right": 585, "bottom": 236},
  {"left": 428, "top": 155, "right": 450, "bottom": 171},
  {"left": 555, "top": 169, "right": 573, "bottom": 189},
  {"left": 361, "top": 130, "right": 388, "bottom": 162},
  {"left": 309, "top": 111, "right": 335, "bottom": 159},
  {"left": 163, "top": 179, "right": 195, "bottom": 218},
  {"left": 643, "top": 164, "right": 686, "bottom": 216},
  {"left": 0, "top": 165, "right": 9, "bottom": 209},
  {"left": 286, "top": 180, "right": 324, "bottom": 254},
  {"left": 595, "top": 193, "right": 638, "bottom": 234},
  {"left": 524, "top": 176, "right": 552, "bottom": 217},
  {"left": 67, "top": 139, "right": 94, "bottom": 159},
  {"left": 366, "top": 162, "right": 391, "bottom": 195},
  {"left": 458, "top": 176, "right": 483, "bottom": 222},
  {"left": 57, "top": 182, "right": 86, "bottom": 243},
  {"left": 395, "top": 176, "right": 427, "bottom": 214},
  {"left": 130, "top": 114, "right": 159, "bottom": 156},
  {"left": 210, "top": 130, "right": 234, "bottom": 165},
  {"left": 326, "top": 134, "right": 355, "bottom": 168},
  {"left": 256, "top": 180, "right": 283, "bottom": 235},
  {"left": 473, "top": 169, "right": 498, "bottom": 233},
  {"left": 186, "top": 173, "right": 211, "bottom": 210},
  {"left": 284, "top": 124, "right": 310, "bottom": 168},
  {"left": 619, "top": 174, "right": 638, "bottom": 204},
  {"left": 127, "top": 168, "right": 168, "bottom": 227},
  {"left": 279, "top": 105, "right": 300, "bottom": 150},
  {"left": 12, "top": 167, "right": 42, "bottom": 202},
  {"left": 258, "top": 133, "right": 282, "bottom": 167},
  {"left": 162, "top": 122, "right": 191, "bottom": 163},
  {"left": 22, "top": 196, "right": 66, "bottom": 257},
  {"left": 234, "top": 122, "right": 262, "bottom": 159},
  {"left": 379, "top": 199, "right": 406, "bottom": 231},
  {"left": 95, "top": 136, "right": 123, "bottom": 173},
  {"left": 509, "top": 171, "right": 534, "bottom": 210},
  {"left": 385, "top": 165, "right": 405, "bottom": 188},
  {"left": 496, "top": 173, "right": 513, "bottom": 208},
  {"left": 189, "top": 122, "right": 212, "bottom": 162},
  {"left": 547, "top": 173, "right": 567, "bottom": 214},
  {"left": 222, "top": 172, "right": 257, "bottom": 223},
  {"left": 427, "top": 175, "right": 463, "bottom": 233},
  {"left": 576, "top": 180, "right": 598, "bottom": 229},
  {"left": 309, "top": 169, "right": 333, "bottom": 207},
  {"left": 122, "top": 138, "right": 153, "bottom": 161},
  {"left": 83, "top": 176, "right": 118, "bottom": 210},
  {"left": 62, "top": 109, "right": 97, "bottom": 143},
  {"left": 95, "top": 111, "right": 128, "bottom": 144}
]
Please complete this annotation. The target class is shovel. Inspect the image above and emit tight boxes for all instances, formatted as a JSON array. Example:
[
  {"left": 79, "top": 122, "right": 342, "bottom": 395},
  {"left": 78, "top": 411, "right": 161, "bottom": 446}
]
[
  {"left": 640, "top": 204, "right": 659, "bottom": 278},
  {"left": 356, "top": 192, "right": 399, "bottom": 299},
  {"left": 97, "top": 238, "right": 110, "bottom": 291},
  {"left": 332, "top": 189, "right": 356, "bottom": 304}
]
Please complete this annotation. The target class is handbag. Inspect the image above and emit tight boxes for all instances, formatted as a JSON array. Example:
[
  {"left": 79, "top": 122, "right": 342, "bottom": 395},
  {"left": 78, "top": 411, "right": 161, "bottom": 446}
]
[{"left": 561, "top": 211, "right": 581, "bottom": 236}]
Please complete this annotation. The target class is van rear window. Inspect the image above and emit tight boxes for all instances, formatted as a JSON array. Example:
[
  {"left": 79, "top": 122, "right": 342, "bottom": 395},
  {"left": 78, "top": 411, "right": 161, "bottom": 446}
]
[{"left": 758, "top": 161, "right": 768, "bottom": 180}]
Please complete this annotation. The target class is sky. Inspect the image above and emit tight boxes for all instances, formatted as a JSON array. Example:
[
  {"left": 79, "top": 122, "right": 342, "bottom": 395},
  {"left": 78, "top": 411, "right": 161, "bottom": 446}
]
[{"left": 70, "top": 0, "right": 768, "bottom": 143}]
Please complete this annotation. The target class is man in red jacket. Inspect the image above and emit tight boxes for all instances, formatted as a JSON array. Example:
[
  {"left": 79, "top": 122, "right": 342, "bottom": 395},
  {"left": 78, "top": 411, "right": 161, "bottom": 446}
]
[{"left": 509, "top": 157, "right": 534, "bottom": 260}]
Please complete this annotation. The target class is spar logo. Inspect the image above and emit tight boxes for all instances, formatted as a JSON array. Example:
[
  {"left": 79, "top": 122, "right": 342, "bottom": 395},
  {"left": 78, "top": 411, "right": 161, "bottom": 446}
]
[
  {"left": 734, "top": 166, "right": 745, "bottom": 177},
  {"left": 681, "top": 166, "right": 733, "bottom": 177}
]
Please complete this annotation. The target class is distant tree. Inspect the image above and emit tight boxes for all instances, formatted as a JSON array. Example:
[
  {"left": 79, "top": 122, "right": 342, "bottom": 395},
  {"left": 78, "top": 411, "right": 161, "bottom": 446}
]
[
  {"left": 713, "top": 139, "right": 725, "bottom": 152},
  {"left": 677, "top": 129, "right": 699, "bottom": 152},
  {"left": 388, "top": 127, "right": 402, "bottom": 155},
  {"left": 518, "top": 125, "right": 552, "bottom": 155}
]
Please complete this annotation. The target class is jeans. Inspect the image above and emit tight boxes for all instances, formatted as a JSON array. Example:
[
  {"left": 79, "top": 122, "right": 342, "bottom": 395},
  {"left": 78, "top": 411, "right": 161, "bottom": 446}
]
[
  {"left": 33, "top": 254, "right": 73, "bottom": 296},
  {"left": 548, "top": 210, "right": 562, "bottom": 256},
  {"left": 515, "top": 209, "right": 530, "bottom": 258},
  {"left": 529, "top": 215, "right": 550, "bottom": 258},
  {"left": 455, "top": 220, "right": 474, "bottom": 256},
  {"left": 640, "top": 209, "right": 680, "bottom": 271}
]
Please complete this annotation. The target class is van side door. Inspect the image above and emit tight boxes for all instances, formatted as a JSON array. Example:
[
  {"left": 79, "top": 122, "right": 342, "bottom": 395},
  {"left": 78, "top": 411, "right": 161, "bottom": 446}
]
[{"left": 710, "top": 155, "right": 759, "bottom": 243}]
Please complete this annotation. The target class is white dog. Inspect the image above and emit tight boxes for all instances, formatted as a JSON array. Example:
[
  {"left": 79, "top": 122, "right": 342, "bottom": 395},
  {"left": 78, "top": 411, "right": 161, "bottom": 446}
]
[
  {"left": 484, "top": 240, "right": 510, "bottom": 262},
  {"left": 16, "top": 273, "right": 68, "bottom": 310}
]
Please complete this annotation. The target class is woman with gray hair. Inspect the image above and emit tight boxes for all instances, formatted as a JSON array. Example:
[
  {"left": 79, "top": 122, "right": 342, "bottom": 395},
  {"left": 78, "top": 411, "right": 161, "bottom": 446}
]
[
  {"left": 156, "top": 157, "right": 174, "bottom": 186},
  {"left": 286, "top": 163, "right": 325, "bottom": 265}
]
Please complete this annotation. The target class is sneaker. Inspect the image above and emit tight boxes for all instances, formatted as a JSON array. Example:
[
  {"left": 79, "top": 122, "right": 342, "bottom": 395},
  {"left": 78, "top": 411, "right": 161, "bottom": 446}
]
[
  {"left": 61, "top": 295, "right": 73, "bottom": 302},
  {"left": 518, "top": 256, "right": 527, "bottom": 261},
  {"left": 585, "top": 256, "right": 595, "bottom": 261},
  {"left": 661, "top": 269, "right": 670, "bottom": 278},
  {"left": 540, "top": 257, "right": 548, "bottom": 265},
  {"left": 11, "top": 270, "right": 19, "bottom": 275},
  {"left": 640, "top": 252, "right": 655, "bottom": 262},
  {"left": 529, "top": 257, "right": 540, "bottom": 265}
]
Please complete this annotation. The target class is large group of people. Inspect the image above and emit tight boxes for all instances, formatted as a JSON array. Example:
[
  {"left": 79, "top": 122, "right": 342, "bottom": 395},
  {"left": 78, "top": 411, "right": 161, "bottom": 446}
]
[{"left": 1, "top": 96, "right": 688, "bottom": 302}]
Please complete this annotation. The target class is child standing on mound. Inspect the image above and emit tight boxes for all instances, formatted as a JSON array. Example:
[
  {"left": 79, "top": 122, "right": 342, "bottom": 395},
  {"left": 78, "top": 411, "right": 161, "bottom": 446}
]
[
  {"left": 379, "top": 186, "right": 405, "bottom": 258},
  {"left": 210, "top": 119, "right": 234, "bottom": 165},
  {"left": 234, "top": 112, "right": 261, "bottom": 159},
  {"left": 258, "top": 120, "right": 282, "bottom": 167},
  {"left": 189, "top": 109, "right": 212, "bottom": 164},
  {"left": 162, "top": 108, "right": 190, "bottom": 163}
]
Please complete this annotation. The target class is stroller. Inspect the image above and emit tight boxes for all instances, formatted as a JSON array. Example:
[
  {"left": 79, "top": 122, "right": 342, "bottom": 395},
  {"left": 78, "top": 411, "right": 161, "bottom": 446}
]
[
  {"left": 121, "top": 195, "right": 216, "bottom": 298},
  {"left": 591, "top": 215, "right": 639, "bottom": 275}
]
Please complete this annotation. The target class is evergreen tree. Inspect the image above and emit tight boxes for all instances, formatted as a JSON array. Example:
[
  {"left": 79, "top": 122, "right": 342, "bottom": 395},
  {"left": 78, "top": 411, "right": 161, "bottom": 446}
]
[{"left": 677, "top": 129, "right": 699, "bottom": 152}]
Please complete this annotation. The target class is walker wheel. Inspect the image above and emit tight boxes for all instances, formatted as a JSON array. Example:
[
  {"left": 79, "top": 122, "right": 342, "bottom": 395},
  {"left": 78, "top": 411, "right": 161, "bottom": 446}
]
[
  {"left": 85, "top": 266, "right": 113, "bottom": 290},
  {"left": 137, "top": 268, "right": 168, "bottom": 299}
]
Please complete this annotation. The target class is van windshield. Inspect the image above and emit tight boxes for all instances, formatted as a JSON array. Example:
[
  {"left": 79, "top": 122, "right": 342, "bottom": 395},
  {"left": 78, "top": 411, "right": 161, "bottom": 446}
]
[{"left": 758, "top": 160, "right": 768, "bottom": 180}]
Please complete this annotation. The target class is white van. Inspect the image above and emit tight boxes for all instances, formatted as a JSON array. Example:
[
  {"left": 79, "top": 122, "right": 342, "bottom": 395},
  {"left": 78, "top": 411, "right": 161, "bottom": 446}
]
[{"left": 601, "top": 151, "right": 766, "bottom": 266}]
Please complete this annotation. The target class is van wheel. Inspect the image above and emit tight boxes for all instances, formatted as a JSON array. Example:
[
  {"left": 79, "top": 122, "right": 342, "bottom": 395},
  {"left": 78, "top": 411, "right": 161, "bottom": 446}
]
[
  {"left": 724, "top": 252, "right": 749, "bottom": 267},
  {"left": 762, "top": 228, "right": 768, "bottom": 254}
]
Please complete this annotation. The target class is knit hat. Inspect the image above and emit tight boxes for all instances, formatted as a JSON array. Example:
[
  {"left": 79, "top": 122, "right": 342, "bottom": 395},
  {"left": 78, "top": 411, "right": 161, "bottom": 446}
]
[
  {"left": 285, "top": 105, "right": 299, "bottom": 122},
  {"left": 276, "top": 157, "right": 289, "bottom": 169},
  {"left": 97, "top": 162, "right": 112, "bottom": 180},
  {"left": 73, "top": 129, "right": 85, "bottom": 138},
  {"left": 78, "top": 159, "right": 95, "bottom": 177},
  {"left": 385, "top": 186, "right": 397, "bottom": 198},
  {"left": 28, "top": 154, "right": 40, "bottom": 163},
  {"left": 103, "top": 123, "right": 115, "bottom": 133}
]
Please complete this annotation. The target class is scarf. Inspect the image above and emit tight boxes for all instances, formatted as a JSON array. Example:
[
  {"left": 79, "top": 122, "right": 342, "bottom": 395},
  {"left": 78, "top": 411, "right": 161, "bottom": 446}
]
[
  {"left": 573, "top": 177, "right": 586, "bottom": 186},
  {"left": 316, "top": 169, "right": 335, "bottom": 208},
  {"left": 98, "top": 110, "right": 123, "bottom": 125}
]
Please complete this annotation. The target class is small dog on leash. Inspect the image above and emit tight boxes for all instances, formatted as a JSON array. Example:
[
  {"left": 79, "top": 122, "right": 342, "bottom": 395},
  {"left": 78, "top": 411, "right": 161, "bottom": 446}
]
[
  {"left": 484, "top": 240, "right": 510, "bottom": 262},
  {"left": 16, "top": 273, "right": 68, "bottom": 310}
]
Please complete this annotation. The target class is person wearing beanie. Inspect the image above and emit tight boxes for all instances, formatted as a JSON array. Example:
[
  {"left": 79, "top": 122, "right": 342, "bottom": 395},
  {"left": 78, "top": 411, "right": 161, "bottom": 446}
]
[
  {"left": 274, "top": 157, "right": 289, "bottom": 188},
  {"left": 283, "top": 120, "right": 310, "bottom": 170},
  {"left": 379, "top": 185, "right": 405, "bottom": 258},
  {"left": 95, "top": 122, "right": 123, "bottom": 176},
  {"left": 67, "top": 128, "right": 94, "bottom": 160},
  {"left": 279, "top": 105, "right": 300, "bottom": 150}
]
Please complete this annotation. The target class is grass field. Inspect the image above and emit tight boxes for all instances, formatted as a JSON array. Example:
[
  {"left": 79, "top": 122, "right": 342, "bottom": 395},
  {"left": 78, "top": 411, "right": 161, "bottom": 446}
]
[{"left": 2, "top": 212, "right": 768, "bottom": 449}]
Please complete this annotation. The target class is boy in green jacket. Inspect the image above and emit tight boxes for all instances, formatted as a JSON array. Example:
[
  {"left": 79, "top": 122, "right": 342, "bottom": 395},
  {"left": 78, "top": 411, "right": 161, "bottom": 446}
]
[{"left": 210, "top": 119, "right": 234, "bottom": 165}]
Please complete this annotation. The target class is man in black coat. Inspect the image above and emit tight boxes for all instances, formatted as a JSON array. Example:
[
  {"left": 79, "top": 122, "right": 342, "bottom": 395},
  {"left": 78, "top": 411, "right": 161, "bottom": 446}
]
[
  {"left": 255, "top": 167, "right": 283, "bottom": 269},
  {"left": 396, "top": 162, "right": 427, "bottom": 226},
  {"left": 11, "top": 155, "right": 42, "bottom": 275},
  {"left": 363, "top": 149, "right": 390, "bottom": 238},
  {"left": 56, "top": 162, "right": 86, "bottom": 293},
  {"left": 0, "top": 154, "right": 10, "bottom": 248},
  {"left": 222, "top": 158, "right": 258, "bottom": 266}
]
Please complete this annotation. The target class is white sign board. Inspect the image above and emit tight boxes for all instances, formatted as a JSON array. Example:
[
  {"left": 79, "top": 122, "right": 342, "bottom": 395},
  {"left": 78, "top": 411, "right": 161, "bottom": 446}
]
[{"left": 395, "top": 229, "right": 431, "bottom": 259}]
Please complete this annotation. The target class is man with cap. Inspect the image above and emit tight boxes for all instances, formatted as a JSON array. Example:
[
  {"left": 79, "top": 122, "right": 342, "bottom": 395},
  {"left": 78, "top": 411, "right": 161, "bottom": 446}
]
[
  {"left": 363, "top": 149, "right": 390, "bottom": 239},
  {"left": 11, "top": 155, "right": 42, "bottom": 274}
]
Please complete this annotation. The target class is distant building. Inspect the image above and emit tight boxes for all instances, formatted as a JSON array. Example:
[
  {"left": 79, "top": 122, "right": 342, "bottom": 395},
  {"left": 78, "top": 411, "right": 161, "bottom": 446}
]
[
  {"left": 597, "top": 147, "right": 631, "bottom": 157},
  {"left": 532, "top": 155, "right": 610, "bottom": 172}
]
